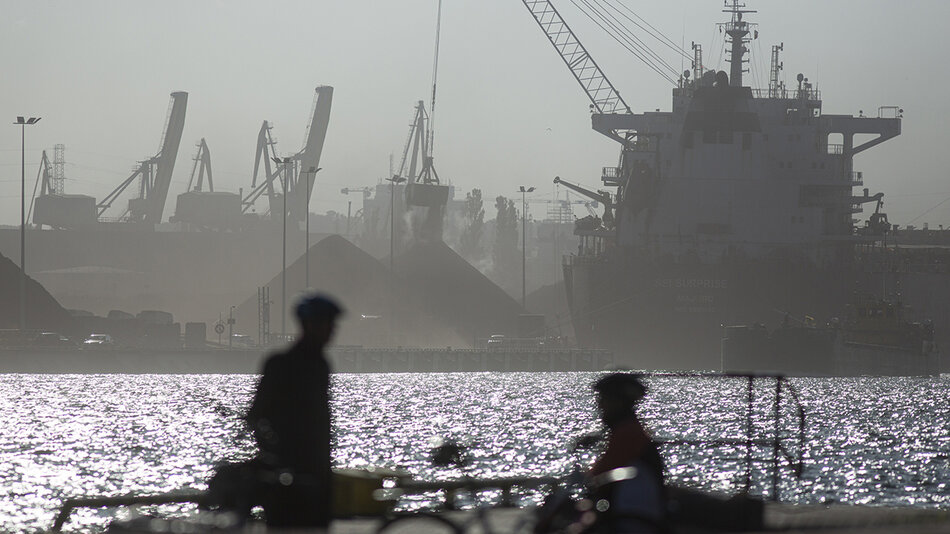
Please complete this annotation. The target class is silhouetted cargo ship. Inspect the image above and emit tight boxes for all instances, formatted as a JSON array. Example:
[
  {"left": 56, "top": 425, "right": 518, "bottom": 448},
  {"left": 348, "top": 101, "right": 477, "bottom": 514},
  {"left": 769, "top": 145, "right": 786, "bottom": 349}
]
[{"left": 523, "top": 2, "right": 946, "bottom": 372}]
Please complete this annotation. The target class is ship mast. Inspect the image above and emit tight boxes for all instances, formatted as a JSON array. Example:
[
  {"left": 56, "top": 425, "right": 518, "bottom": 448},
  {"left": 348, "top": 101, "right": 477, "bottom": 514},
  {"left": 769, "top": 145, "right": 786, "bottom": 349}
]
[{"left": 719, "top": 0, "right": 757, "bottom": 87}]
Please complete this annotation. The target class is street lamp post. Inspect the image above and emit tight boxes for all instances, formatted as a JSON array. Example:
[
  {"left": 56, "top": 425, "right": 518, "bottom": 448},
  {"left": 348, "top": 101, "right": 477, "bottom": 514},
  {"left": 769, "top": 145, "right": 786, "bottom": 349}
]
[
  {"left": 518, "top": 186, "right": 535, "bottom": 310},
  {"left": 14, "top": 116, "right": 40, "bottom": 332},
  {"left": 386, "top": 176, "right": 407, "bottom": 342},
  {"left": 303, "top": 166, "right": 321, "bottom": 290},
  {"left": 228, "top": 305, "right": 235, "bottom": 349},
  {"left": 272, "top": 156, "right": 293, "bottom": 341}
]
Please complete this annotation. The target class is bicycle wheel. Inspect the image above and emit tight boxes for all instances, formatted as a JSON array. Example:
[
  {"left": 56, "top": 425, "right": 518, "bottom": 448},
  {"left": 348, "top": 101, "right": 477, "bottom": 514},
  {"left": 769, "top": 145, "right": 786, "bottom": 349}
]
[{"left": 376, "top": 512, "right": 461, "bottom": 534}]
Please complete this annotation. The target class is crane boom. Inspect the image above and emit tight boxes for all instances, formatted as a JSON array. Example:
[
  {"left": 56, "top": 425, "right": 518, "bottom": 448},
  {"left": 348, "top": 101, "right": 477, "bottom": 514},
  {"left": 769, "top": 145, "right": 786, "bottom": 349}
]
[
  {"left": 294, "top": 86, "right": 333, "bottom": 221},
  {"left": 145, "top": 91, "right": 187, "bottom": 225},
  {"left": 553, "top": 176, "right": 611, "bottom": 205},
  {"left": 521, "top": 0, "right": 630, "bottom": 115},
  {"left": 186, "top": 138, "right": 213, "bottom": 192}
]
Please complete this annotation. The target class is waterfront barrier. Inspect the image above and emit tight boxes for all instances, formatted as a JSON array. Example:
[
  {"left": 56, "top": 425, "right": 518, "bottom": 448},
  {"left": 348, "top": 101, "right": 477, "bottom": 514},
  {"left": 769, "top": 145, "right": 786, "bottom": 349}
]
[{"left": 327, "top": 347, "right": 613, "bottom": 373}]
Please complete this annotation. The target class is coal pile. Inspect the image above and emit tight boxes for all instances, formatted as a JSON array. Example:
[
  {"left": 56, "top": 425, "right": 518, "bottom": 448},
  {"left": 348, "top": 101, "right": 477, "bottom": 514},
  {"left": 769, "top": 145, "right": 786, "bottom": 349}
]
[
  {"left": 234, "top": 235, "right": 468, "bottom": 348},
  {"left": 0, "top": 253, "right": 73, "bottom": 333},
  {"left": 394, "top": 240, "right": 523, "bottom": 341}
]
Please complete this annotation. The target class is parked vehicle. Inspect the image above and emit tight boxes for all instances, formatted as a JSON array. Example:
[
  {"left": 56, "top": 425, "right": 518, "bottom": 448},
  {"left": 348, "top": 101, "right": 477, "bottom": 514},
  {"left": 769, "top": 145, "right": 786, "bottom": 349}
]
[
  {"left": 82, "top": 334, "right": 114, "bottom": 348},
  {"left": 32, "top": 332, "right": 74, "bottom": 348}
]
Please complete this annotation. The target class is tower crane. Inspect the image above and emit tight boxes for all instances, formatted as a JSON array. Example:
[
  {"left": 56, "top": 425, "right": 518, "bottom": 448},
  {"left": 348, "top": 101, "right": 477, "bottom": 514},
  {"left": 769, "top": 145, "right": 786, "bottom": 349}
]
[
  {"left": 553, "top": 176, "right": 614, "bottom": 228},
  {"left": 341, "top": 187, "right": 373, "bottom": 198},
  {"left": 524, "top": 195, "right": 595, "bottom": 223},
  {"left": 97, "top": 92, "right": 188, "bottom": 225}
]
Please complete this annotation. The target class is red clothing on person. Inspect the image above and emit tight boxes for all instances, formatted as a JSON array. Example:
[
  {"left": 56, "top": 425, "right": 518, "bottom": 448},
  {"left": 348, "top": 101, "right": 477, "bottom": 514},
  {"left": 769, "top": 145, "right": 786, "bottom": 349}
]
[{"left": 590, "top": 417, "right": 653, "bottom": 476}]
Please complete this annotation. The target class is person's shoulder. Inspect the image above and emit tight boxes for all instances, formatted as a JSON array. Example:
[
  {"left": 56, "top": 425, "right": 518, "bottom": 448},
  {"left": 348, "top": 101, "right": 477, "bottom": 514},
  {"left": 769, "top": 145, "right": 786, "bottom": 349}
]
[
  {"left": 613, "top": 416, "right": 648, "bottom": 439},
  {"left": 261, "top": 350, "right": 293, "bottom": 373}
]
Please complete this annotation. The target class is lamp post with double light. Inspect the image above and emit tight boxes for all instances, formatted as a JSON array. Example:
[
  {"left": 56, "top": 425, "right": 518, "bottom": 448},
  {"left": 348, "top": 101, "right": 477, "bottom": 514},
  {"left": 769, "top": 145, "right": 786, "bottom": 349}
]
[
  {"left": 386, "top": 176, "right": 406, "bottom": 342},
  {"left": 518, "top": 185, "right": 535, "bottom": 309},
  {"left": 302, "top": 166, "right": 321, "bottom": 290},
  {"left": 272, "top": 156, "right": 293, "bottom": 340}
]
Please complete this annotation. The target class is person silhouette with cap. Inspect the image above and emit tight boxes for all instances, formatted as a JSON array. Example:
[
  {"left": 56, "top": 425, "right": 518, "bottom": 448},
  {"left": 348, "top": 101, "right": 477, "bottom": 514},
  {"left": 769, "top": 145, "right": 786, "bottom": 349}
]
[
  {"left": 241, "top": 293, "right": 343, "bottom": 527},
  {"left": 589, "top": 373, "right": 666, "bottom": 532}
]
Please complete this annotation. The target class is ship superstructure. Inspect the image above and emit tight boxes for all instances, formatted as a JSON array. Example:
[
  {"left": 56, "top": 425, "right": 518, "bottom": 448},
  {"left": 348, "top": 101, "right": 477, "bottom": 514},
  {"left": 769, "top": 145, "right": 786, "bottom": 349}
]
[{"left": 524, "top": 1, "right": 910, "bottom": 368}]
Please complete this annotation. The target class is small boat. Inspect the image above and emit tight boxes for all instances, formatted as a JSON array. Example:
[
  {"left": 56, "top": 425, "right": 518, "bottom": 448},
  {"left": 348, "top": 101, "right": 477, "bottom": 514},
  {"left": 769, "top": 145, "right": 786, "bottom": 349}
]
[{"left": 721, "top": 294, "right": 940, "bottom": 376}]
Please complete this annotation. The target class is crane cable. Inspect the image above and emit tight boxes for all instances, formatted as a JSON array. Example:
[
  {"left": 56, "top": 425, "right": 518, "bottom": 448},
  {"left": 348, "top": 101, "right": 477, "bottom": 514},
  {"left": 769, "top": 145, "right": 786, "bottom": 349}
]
[
  {"left": 571, "top": 0, "right": 673, "bottom": 84},
  {"left": 428, "top": 0, "right": 443, "bottom": 159},
  {"left": 575, "top": 0, "right": 675, "bottom": 81},
  {"left": 571, "top": 0, "right": 676, "bottom": 85},
  {"left": 593, "top": 0, "right": 679, "bottom": 78},
  {"left": 604, "top": 0, "right": 691, "bottom": 60}
]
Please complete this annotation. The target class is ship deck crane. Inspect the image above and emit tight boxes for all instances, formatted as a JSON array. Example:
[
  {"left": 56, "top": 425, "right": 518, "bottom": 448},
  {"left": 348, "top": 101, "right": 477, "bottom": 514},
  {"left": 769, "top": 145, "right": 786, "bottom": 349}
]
[
  {"left": 97, "top": 92, "right": 188, "bottom": 225},
  {"left": 553, "top": 176, "right": 614, "bottom": 227},
  {"left": 521, "top": 0, "right": 634, "bottom": 145}
]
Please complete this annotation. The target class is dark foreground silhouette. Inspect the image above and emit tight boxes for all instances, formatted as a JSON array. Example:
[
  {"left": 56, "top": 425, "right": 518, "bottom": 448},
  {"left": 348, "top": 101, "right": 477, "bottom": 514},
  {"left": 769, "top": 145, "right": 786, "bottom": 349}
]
[{"left": 208, "top": 294, "right": 342, "bottom": 527}]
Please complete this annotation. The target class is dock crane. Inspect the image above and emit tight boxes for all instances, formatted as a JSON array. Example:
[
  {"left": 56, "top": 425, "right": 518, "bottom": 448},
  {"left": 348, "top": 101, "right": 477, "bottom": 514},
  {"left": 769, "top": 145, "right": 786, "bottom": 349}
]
[
  {"left": 391, "top": 0, "right": 450, "bottom": 243},
  {"left": 242, "top": 86, "right": 333, "bottom": 221},
  {"left": 185, "top": 138, "right": 213, "bottom": 192},
  {"left": 243, "top": 121, "right": 280, "bottom": 215},
  {"left": 97, "top": 92, "right": 188, "bottom": 225},
  {"left": 553, "top": 176, "right": 614, "bottom": 228}
]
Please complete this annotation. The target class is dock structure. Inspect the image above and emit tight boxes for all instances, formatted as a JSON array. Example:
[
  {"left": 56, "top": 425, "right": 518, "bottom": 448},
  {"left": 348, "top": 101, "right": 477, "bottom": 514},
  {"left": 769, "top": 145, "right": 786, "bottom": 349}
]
[
  {"left": 329, "top": 347, "right": 613, "bottom": 373},
  {"left": 0, "top": 347, "right": 613, "bottom": 374},
  {"left": 51, "top": 491, "right": 950, "bottom": 533}
]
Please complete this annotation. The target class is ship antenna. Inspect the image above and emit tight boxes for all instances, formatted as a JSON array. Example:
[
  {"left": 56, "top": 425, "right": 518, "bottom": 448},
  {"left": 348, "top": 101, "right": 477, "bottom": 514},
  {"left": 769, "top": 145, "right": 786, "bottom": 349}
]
[{"left": 718, "top": 0, "right": 757, "bottom": 87}]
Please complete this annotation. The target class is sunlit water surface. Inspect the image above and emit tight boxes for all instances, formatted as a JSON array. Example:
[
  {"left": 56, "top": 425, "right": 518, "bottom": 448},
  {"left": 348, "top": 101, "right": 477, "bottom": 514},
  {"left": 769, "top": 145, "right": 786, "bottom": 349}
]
[{"left": 0, "top": 373, "right": 947, "bottom": 532}]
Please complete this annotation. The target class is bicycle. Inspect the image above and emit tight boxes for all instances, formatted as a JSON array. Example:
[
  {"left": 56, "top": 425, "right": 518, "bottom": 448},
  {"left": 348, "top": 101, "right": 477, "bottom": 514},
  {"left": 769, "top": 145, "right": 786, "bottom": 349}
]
[
  {"left": 376, "top": 436, "right": 668, "bottom": 534},
  {"left": 376, "top": 441, "right": 540, "bottom": 534}
]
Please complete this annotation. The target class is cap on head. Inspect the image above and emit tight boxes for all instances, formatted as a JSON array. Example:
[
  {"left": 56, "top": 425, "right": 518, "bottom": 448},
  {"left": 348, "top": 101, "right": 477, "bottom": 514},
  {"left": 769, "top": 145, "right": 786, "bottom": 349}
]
[
  {"left": 593, "top": 373, "right": 647, "bottom": 406},
  {"left": 294, "top": 294, "right": 344, "bottom": 323}
]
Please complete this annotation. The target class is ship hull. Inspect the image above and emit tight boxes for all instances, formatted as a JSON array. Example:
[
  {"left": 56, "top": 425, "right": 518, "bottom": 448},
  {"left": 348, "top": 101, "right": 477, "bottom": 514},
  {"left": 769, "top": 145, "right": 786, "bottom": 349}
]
[
  {"left": 721, "top": 329, "right": 939, "bottom": 377},
  {"left": 565, "top": 255, "right": 849, "bottom": 370},
  {"left": 565, "top": 254, "right": 946, "bottom": 374}
]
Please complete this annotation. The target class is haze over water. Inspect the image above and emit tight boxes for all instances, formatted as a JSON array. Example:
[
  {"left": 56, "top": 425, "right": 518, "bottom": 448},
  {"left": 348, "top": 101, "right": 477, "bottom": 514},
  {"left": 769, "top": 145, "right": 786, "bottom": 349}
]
[{"left": 0, "top": 372, "right": 947, "bottom": 532}]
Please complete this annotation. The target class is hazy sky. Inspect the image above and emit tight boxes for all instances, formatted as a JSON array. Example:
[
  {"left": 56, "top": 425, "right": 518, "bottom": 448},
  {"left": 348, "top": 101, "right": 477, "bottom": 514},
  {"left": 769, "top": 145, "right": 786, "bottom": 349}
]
[{"left": 2, "top": 0, "right": 949, "bottom": 227}]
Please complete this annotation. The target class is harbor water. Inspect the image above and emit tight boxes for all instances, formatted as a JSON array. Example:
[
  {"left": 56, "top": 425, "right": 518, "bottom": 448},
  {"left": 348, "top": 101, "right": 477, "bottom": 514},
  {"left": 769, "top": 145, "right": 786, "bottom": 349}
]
[{"left": 1, "top": 372, "right": 948, "bottom": 532}]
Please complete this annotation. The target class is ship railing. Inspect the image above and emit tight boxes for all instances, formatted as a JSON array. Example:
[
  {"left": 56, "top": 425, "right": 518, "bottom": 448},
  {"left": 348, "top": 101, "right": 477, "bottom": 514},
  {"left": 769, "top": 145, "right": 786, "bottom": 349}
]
[
  {"left": 827, "top": 143, "right": 844, "bottom": 155},
  {"left": 850, "top": 171, "right": 864, "bottom": 186},
  {"left": 750, "top": 87, "right": 821, "bottom": 101},
  {"left": 878, "top": 106, "right": 902, "bottom": 119},
  {"left": 639, "top": 372, "right": 806, "bottom": 501}
]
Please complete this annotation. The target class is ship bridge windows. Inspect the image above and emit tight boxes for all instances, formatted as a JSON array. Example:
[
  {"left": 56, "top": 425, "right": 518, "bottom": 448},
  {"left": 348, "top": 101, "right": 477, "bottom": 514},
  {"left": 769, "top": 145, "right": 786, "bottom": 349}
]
[{"left": 827, "top": 133, "right": 844, "bottom": 154}]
